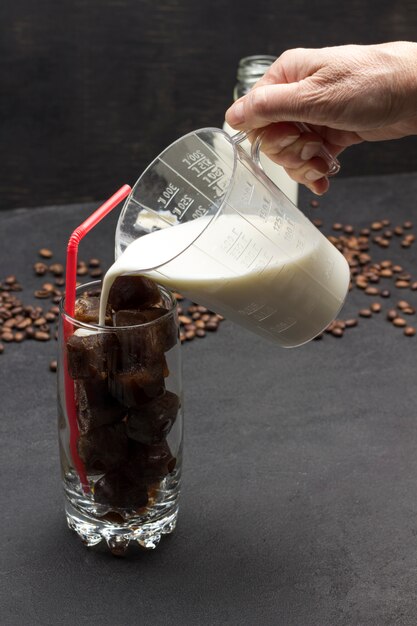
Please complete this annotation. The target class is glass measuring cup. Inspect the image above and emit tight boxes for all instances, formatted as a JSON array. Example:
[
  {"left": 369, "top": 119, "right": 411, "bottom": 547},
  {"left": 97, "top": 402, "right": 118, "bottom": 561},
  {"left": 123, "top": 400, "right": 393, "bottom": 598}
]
[{"left": 114, "top": 128, "right": 350, "bottom": 347}]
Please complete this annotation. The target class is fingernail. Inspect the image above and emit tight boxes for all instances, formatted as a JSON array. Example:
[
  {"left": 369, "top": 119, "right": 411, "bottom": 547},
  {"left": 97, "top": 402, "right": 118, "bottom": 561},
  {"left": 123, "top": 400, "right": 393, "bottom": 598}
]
[
  {"left": 301, "top": 142, "right": 322, "bottom": 161},
  {"left": 305, "top": 169, "right": 324, "bottom": 182},
  {"left": 227, "top": 101, "right": 245, "bottom": 126},
  {"left": 278, "top": 135, "right": 300, "bottom": 148}
]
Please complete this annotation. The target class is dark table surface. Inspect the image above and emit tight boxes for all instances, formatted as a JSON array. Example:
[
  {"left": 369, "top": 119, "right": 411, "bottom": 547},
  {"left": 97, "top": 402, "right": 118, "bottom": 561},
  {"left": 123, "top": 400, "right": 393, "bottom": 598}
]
[{"left": 2, "top": 173, "right": 417, "bottom": 626}]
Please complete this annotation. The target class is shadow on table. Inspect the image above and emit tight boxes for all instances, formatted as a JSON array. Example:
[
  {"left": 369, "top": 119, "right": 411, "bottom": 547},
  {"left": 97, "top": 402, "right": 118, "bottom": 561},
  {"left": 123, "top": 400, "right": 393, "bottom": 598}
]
[{"left": 18, "top": 500, "right": 352, "bottom": 626}]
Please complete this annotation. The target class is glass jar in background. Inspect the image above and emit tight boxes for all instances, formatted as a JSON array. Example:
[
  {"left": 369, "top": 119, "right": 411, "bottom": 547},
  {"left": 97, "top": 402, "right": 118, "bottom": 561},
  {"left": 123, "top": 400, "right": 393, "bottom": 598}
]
[
  {"left": 223, "top": 54, "right": 299, "bottom": 206},
  {"left": 58, "top": 280, "right": 182, "bottom": 555}
]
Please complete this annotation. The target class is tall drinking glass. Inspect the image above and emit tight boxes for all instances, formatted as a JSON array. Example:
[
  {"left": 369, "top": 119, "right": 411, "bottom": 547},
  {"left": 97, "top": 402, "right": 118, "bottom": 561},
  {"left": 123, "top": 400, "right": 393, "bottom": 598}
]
[{"left": 57, "top": 281, "right": 182, "bottom": 555}]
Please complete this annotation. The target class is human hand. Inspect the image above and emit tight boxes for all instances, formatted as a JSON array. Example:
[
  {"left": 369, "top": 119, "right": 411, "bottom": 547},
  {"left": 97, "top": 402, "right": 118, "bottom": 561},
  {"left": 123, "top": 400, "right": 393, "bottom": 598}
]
[{"left": 225, "top": 42, "right": 417, "bottom": 194}]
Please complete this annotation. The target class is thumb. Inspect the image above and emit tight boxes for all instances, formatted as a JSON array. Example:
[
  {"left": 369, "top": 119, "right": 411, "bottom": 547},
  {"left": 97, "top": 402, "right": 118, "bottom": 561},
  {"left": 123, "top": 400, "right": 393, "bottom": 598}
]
[{"left": 225, "top": 81, "right": 315, "bottom": 131}]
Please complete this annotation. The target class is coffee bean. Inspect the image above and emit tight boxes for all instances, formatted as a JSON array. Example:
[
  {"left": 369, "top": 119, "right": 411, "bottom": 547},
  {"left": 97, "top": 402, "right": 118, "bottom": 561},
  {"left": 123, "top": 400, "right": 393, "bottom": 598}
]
[
  {"left": 365, "top": 286, "right": 379, "bottom": 296},
  {"left": 403, "top": 221, "right": 413, "bottom": 229},
  {"left": 205, "top": 322, "right": 218, "bottom": 331},
  {"left": 356, "top": 277, "right": 368, "bottom": 289},
  {"left": 14, "top": 332, "right": 25, "bottom": 342},
  {"left": 392, "top": 265, "right": 403, "bottom": 273},
  {"left": 39, "top": 248, "right": 53, "bottom": 258},
  {"left": 393, "top": 317, "right": 406, "bottom": 327},
  {"left": 403, "top": 307, "right": 415, "bottom": 315},
  {"left": 401, "top": 240, "right": 411, "bottom": 248},
  {"left": 404, "top": 326, "right": 416, "bottom": 336},
  {"left": 2, "top": 332, "right": 14, "bottom": 342},
  {"left": 179, "top": 315, "right": 192, "bottom": 325},
  {"left": 185, "top": 330, "right": 195, "bottom": 341},
  {"left": 371, "top": 221, "right": 383, "bottom": 231},
  {"left": 196, "top": 329, "right": 206, "bottom": 338},
  {"left": 55, "top": 277, "right": 65, "bottom": 286},
  {"left": 332, "top": 223, "right": 343, "bottom": 231},
  {"left": 49, "top": 263, "right": 64, "bottom": 276},
  {"left": 343, "top": 225, "right": 354, "bottom": 234},
  {"left": 34, "top": 331, "right": 50, "bottom": 341},
  {"left": 379, "top": 269, "right": 393, "bottom": 278},
  {"left": 387, "top": 309, "right": 398, "bottom": 321},
  {"left": 34, "top": 262, "right": 48, "bottom": 275},
  {"left": 310, "top": 199, "right": 319, "bottom": 208},
  {"left": 90, "top": 268, "right": 103, "bottom": 278},
  {"left": 395, "top": 294, "right": 409, "bottom": 308},
  {"left": 370, "top": 302, "right": 381, "bottom": 313},
  {"left": 380, "top": 289, "right": 391, "bottom": 298},
  {"left": 345, "top": 318, "right": 358, "bottom": 328},
  {"left": 25, "top": 326, "right": 35, "bottom": 339},
  {"left": 331, "top": 327, "right": 344, "bottom": 337},
  {"left": 49, "top": 359, "right": 58, "bottom": 372},
  {"left": 45, "top": 312, "right": 56, "bottom": 322},
  {"left": 394, "top": 226, "right": 404, "bottom": 236},
  {"left": 312, "top": 218, "right": 323, "bottom": 227},
  {"left": 49, "top": 305, "right": 60, "bottom": 315},
  {"left": 359, "top": 309, "right": 372, "bottom": 318},
  {"left": 77, "top": 266, "right": 89, "bottom": 276},
  {"left": 34, "top": 317, "right": 47, "bottom": 327},
  {"left": 34, "top": 289, "right": 51, "bottom": 299},
  {"left": 395, "top": 280, "right": 410, "bottom": 289},
  {"left": 16, "top": 318, "right": 32, "bottom": 330},
  {"left": 195, "top": 320, "right": 205, "bottom": 329},
  {"left": 378, "top": 239, "right": 390, "bottom": 248},
  {"left": 360, "top": 228, "right": 371, "bottom": 236}
]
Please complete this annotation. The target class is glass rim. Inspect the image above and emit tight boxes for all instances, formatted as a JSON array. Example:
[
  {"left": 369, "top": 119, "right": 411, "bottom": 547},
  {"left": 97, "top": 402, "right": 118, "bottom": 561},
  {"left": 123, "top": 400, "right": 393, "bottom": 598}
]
[
  {"left": 115, "top": 127, "right": 238, "bottom": 264},
  {"left": 60, "top": 279, "right": 178, "bottom": 332}
]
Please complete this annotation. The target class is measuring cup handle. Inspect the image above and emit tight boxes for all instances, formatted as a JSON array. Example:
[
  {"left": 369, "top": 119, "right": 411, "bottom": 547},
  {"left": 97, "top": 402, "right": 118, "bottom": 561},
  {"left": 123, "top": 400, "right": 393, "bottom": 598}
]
[{"left": 248, "top": 127, "right": 341, "bottom": 177}]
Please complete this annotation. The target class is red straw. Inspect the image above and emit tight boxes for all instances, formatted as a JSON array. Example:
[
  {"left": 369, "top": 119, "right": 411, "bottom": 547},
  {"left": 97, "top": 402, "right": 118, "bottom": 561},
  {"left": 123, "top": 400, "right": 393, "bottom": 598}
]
[{"left": 64, "top": 184, "right": 132, "bottom": 492}]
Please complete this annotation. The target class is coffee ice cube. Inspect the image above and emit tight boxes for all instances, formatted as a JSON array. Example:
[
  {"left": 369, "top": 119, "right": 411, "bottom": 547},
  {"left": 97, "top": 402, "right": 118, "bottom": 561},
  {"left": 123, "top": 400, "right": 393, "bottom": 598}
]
[
  {"left": 126, "top": 391, "right": 180, "bottom": 444},
  {"left": 66, "top": 329, "right": 117, "bottom": 379},
  {"left": 93, "top": 467, "right": 148, "bottom": 509},
  {"left": 107, "top": 275, "right": 161, "bottom": 312},
  {"left": 75, "top": 378, "right": 126, "bottom": 433},
  {"left": 77, "top": 422, "right": 128, "bottom": 474},
  {"left": 114, "top": 307, "right": 177, "bottom": 356},
  {"left": 108, "top": 365, "right": 165, "bottom": 408},
  {"left": 75, "top": 296, "right": 112, "bottom": 326},
  {"left": 127, "top": 440, "right": 176, "bottom": 483}
]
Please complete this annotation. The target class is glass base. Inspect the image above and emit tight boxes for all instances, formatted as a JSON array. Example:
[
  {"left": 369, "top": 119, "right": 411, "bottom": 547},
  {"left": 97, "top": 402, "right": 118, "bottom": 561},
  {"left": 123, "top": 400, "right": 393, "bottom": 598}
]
[{"left": 65, "top": 500, "right": 178, "bottom": 555}]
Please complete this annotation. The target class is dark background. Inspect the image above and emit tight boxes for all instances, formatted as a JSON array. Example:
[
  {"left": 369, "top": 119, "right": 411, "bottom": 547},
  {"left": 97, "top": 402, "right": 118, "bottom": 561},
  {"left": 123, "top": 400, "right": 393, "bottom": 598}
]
[{"left": 1, "top": 0, "right": 417, "bottom": 210}]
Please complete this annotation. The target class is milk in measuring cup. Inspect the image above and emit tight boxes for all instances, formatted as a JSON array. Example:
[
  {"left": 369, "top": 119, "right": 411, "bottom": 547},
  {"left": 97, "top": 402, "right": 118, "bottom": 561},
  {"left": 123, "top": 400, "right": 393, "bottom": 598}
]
[{"left": 100, "top": 214, "right": 349, "bottom": 347}]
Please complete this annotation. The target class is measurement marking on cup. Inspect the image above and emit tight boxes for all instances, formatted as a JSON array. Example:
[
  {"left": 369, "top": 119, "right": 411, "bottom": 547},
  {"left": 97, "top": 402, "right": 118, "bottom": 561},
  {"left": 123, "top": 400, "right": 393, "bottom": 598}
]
[
  {"left": 186, "top": 155, "right": 207, "bottom": 169},
  {"left": 196, "top": 163, "right": 215, "bottom": 178},
  {"left": 164, "top": 188, "right": 179, "bottom": 207},
  {"left": 208, "top": 174, "right": 225, "bottom": 188}
]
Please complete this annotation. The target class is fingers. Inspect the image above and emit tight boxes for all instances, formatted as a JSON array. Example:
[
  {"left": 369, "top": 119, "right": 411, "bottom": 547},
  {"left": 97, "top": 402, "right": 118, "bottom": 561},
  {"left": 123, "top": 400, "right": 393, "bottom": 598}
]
[
  {"left": 284, "top": 158, "right": 330, "bottom": 196},
  {"left": 255, "top": 123, "right": 342, "bottom": 195},
  {"left": 259, "top": 123, "right": 341, "bottom": 168},
  {"left": 226, "top": 82, "right": 307, "bottom": 131}
]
